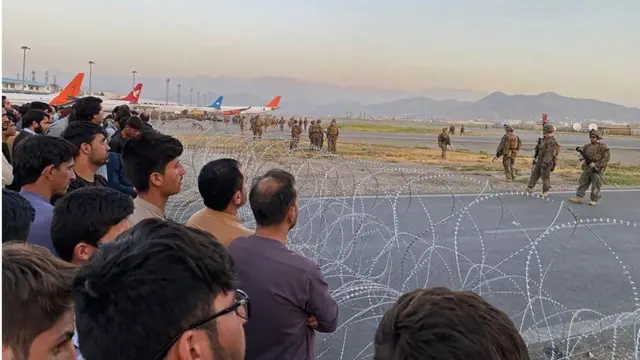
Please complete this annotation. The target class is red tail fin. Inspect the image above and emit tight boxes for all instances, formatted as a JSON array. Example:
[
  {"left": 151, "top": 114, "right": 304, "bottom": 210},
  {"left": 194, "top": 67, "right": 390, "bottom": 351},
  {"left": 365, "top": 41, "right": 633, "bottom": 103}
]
[
  {"left": 49, "top": 73, "right": 84, "bottom": 106},
  {"left": 266, "top": 95, "right": 281, "bottom": 108},
  {"left": 120, "top": 83, "right": 143, "bottom": 102}
]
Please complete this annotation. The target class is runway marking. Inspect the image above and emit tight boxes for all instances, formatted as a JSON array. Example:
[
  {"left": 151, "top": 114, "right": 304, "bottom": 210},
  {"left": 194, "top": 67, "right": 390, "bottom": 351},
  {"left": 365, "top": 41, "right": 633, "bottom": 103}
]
[
  {"left": 484, "top": 222, "right": 618, "bottom": 235},
  {"left": 522, "top": 313, "right": 639, "bottom": 345}
]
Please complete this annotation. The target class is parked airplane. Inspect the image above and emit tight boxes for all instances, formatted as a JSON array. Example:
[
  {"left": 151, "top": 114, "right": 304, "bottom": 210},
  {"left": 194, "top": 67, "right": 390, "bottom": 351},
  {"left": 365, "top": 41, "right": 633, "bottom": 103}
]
[
  {"left": 217, "top": 96, "right": 282, "bottom": 115},
  {"left": 100, "top": 83, "right": 144, "bottom": 111},
  {"left": 6, "top": 73, "right": 85, "bottom": 106}
]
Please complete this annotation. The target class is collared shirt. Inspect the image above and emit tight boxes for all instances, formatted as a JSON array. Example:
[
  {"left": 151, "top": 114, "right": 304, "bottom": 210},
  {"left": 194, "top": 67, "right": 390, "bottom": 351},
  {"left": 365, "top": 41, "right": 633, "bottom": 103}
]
[
  {"left": 19, "top": 190, "right": 57, "bottom": 255},
  {"left": 72, "top": 328, "right": 84, "bottom": 360},
  {"left": 22, "top": 127, "right": 36, "bottom": 136},
  {"left": 45, "top": 117, "right": 68, "bottom": 138},
  {"left": 129, "top": 196, "right": 165, "bottom": 226},
  {"left": 186, "top": 208, "right": 253, "bottom": 248},
  {"left": 228, "top": 235, "right": 339, "bottom": 360}
]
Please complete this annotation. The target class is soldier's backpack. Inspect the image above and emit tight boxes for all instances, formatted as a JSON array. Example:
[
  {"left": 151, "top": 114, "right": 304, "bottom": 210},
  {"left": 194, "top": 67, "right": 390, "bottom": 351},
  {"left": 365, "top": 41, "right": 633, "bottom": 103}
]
[{"left": 504, "top": 133, "right": 518, "bottom": 157}]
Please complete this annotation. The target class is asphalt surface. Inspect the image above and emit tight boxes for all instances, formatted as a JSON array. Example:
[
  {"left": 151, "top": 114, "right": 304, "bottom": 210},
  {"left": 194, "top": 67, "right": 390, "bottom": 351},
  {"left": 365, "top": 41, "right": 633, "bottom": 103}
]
[{"left": 168, "top": 188, "right": 640, "bottom": 358}]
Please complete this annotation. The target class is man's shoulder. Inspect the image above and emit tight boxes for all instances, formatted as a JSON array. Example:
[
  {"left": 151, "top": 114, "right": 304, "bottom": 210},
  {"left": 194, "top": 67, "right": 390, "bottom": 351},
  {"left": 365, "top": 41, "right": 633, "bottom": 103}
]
[{"left": 229, "top": 236, "right": 319, "bottom": 272}]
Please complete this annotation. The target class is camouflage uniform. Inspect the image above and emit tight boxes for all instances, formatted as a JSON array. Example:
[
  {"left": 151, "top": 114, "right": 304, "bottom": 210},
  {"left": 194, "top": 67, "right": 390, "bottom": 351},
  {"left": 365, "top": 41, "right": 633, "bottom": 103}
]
[
  {"left": 526, "top": 124, "right": 559, "bottom": 195},
  {"left": 240, "top": 116, "right": 246, "bottom": 134},
  {"left": 279, "top": 118, "right": 285, "bottom": 131},
  {"left": 437, "top": 128, "right": 451, "bottom": 159},
  {"left": 303, "top": 118, "right": 308, "bottom": 131},
  {"left": 460, "top": 125, "right": 465, "bottom": 135},
  {"left": 326, "top": 119, "right": 339, "bottom": 153},
  {"left": 253, "top": 117, "right": 263, "bottom": 139},
  {"left": 569, "top": 130, "right": 610, "bottom": 205},
  {"left": 309, "top": 121, "right": 317, "bottom": 147},
  {"left": 290, "top": 120, "right": 301, "bottom": 150},
  {"left": 316, "top": 120, "right": 324, "bottom": 149},
  {"left": 449, "top": 125, "right": 455, "bottom": 135},
  {"left": 496, "top": 126, "right": 522, "bottom": 181}
]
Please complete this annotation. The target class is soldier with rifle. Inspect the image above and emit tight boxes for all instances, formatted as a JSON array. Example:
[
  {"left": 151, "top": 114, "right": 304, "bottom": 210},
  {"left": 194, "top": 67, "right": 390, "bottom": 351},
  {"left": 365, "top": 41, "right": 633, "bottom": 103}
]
[
  {"left": 437, "top": 128, "right": 451, "bottom": 159},
  {"left": 569, "top": 129, "right": 610, "bottom": 206},
  {"left": 494, "top": 125, "right": 521, "bottom": 182},
  {"left": 526, "top": 124, "right": 559, "bottom": 197}
]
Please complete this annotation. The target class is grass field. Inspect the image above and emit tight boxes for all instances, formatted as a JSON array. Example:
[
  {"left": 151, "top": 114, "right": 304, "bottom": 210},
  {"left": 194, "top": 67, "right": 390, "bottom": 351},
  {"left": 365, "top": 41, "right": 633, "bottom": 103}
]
[
  {"left": 176, "top": 134, "right": 640, "bottom": 186},
  {"left": 338, "top": 123, "right": 475, "bottom": 135}
]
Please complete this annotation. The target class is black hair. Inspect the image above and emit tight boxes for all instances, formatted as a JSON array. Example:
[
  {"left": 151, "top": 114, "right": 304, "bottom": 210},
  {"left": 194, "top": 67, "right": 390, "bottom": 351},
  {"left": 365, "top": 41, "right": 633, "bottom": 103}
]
[
  {"left": 17, "top": 104, "right": 31, "bottom": 116},
  {"left": 121, "top": 130, "right": 183, "bottom": 192},
  {"left": 374, "top": 287, "right": 530, "bottom": 360},
  {"left": 2, "top": 189, "right": 36, "bottom": 242},
  {"left": 198, "top": 159, "right": 243, "bottom": 211},
  {"left": 140, "top": 113, "right": 150, "bottom": 123},
  {"left": 125, "top": 116, "right": 142, "bottom": 130},
  {"left": 13, "top": 136, "right": 78, "bottom": 187},
  {"left": 61, "top": 121, "right": 108, "bottom": 151},
  {"left": 29, "top": 101, "right": 51, "bottom": 114},
  {"left": 114, "top": 106, "right": 131, "bottom": 123},
  {"left": 249, "top": 169, "right": 297, "bottom": 227},
  {"left": 73, "top": 219, "right": 236, "bottom": 360},
  {"left": 71, "top": 96, "right": 103, "bottom": 122},
  {"left": 51, "top": 187, "right": 134, "bottom": 262},
  {"left": 21, "top": 110, "right": 50, "bottom": 129}
]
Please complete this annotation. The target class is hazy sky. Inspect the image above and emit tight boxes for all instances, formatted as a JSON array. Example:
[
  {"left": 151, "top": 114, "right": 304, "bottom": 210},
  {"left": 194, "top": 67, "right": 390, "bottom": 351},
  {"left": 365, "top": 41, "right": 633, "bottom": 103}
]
[{"left": 3, "top": 0, "right": 639, "bottom": 106}]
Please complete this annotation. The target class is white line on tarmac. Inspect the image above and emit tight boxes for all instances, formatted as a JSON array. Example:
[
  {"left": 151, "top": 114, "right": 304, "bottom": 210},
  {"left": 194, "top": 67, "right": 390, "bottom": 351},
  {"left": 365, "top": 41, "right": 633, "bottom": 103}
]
[
  {"left": 521, "top": 313, "right": 640, "bottom": 345},
  {"left": 300, "top": 188, "right": 640, "bottom": 201},
  {"left": 484, "top": 222, "right": 619, "bottom": 235}
]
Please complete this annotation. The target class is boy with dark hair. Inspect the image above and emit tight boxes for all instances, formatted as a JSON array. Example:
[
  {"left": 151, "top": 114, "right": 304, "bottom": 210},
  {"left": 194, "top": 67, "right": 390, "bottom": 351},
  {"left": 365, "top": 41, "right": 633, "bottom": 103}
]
[
  {"left": 374, "top": 287, "right": 530, "bottom": 360},
  {"left": 73, "top": 219, "right": 247, "bottom": 360},
  {"left": 2, "top": 242, "right": 77, "bottom": 360},
  {"left": 51, "top": 187, "right": 134, "bottom": 264},
  {"left": 12, "top": 110, "right": 52, "bottom": 153},
  {"left": 12, "top": 136, "right": 77, "bottom": 253},
  {"left": 187, "top": 158, "right": 252, "bottom": 247},
  {"left": 61, "top": 121, "right": 109, "bottom": 192},
  {"left": 109, "top": 116, "right": 142, "bottom": 154},
  {"left": 2, "top": 188, "right": 36, "bottom": 242},
  {"left": 47, "top": 96, "right": 105, "bottom": 138},
  {"left": 121, "top": 130, "right": 185, "bottom": 225}
]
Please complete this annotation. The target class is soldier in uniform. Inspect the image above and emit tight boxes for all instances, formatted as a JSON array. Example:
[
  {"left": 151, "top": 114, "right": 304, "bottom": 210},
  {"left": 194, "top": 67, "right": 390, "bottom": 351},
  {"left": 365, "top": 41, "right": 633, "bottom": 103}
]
[
  {"left": 279, "top": 117, "right": 285, "bottom": 132},
  {"left": 326, "top": 119, "right": 339, "bottom": 153},
  {"left": 449, "top": 125, "right": 455, "bottom": 135},
  {"left": 569, "top": 130, "right": 610, "bottom": 206},
  {"left": 437, "top": 128, "right": 451, "bottom": 159},
  {"left": 526, "top": 124, "right": 559, "bottom": 197},
  {"left": 304, "top": 118, "right": 308, "bottom": 131},
  {"left": 308, "top": 120, "right": 316, "bottom": 147},
  {"left": 290, "top": 119, "right": 301, "bottom": 150},
  {"left": 496, "top": 125, "right": 522, "bottom": 181},
  {"left": 239, "top": 116, "right": 246, "bottom": 134},
  {"left": 253, "top": 116, "right": 263, "bottom": 139},
  {"left": 460, "top": 125, "right": 465, "bottom": 135},
  {"left": 316, "top": 120, "right": 324, "bottom": 150}
]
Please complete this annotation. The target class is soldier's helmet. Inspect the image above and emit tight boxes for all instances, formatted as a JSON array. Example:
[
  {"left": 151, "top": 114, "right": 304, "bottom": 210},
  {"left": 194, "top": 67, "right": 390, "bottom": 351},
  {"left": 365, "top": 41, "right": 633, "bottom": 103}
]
[
  {"left": 331, "top": 119, "right": 336, "bottom": 123},
  {"left": 543, "top": 124, "right": 555, "bottom": 134},
  {"left": 589, "top": 129, "right": 602, "bottom": 139},
  {"left": 505, "top": 125, "right": 514, "bottom": 132},
  {"left": 442, "top": 127, "right": 448, "bottom": 132}
]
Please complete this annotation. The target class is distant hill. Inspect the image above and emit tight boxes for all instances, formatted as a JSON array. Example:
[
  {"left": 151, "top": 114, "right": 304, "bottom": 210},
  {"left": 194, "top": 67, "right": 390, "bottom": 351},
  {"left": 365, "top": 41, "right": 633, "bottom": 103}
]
[{"left": 45, "top": 72, "right": 639, "bottom": 121}]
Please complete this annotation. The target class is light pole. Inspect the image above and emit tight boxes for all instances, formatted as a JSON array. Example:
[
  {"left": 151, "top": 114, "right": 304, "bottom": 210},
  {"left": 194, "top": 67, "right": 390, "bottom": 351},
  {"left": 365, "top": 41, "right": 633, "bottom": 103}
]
[
  {"left": 197, "top": 91, "right": 200, "bottom": 106},
  {"left": 20, "top": 46, "right": 31, "bottom": 91},
  {"left": 177, "top": 84, "right": 181, "bottom": 105},
  {"left": 190, "top": 88, "right": 193, "bottom": 106},
  {"left": 88, "top": 61, "right": 95, "bottom": 94},
  {"left": 132, "top": 70, "right": 137, "bottom": 88},
  {"left": 165, "top": 78, "right": 171, "bottom": 105},
  {"left": 203, "top": 92, "right": 208, "bottom": 105}
]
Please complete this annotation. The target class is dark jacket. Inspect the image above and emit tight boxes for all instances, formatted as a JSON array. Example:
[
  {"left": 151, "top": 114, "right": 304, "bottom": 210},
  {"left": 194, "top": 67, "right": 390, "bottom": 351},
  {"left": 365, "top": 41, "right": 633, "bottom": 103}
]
[{"left": 106, "top": 152, "right": 136, "bottom": 197}]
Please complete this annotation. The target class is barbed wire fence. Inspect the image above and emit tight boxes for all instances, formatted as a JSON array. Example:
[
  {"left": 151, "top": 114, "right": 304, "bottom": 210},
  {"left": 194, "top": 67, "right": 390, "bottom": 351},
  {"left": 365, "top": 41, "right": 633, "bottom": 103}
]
[{"left": 156, "top": 119, "right": 640, "bottom": 359}]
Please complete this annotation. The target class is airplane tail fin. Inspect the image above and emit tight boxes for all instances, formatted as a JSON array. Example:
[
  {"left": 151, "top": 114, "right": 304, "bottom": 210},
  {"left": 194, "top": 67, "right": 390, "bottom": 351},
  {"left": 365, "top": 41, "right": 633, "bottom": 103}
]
[
  {"left": 120, "top": 83, "right": 143, "bottom": 102},
  {"left": 209, "top": 96, "right": 224, "bottom": 109},
  {"left": 266, "top": 95, "right": 282, "bottom": 108},
  {"left": 49, "top": 73, "right": 84, "bottom": 106}
]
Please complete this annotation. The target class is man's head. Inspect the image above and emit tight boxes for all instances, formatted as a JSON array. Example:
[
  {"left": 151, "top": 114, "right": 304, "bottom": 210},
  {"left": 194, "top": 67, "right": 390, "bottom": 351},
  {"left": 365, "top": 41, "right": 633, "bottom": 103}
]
[
  {"left": 2, "top": 109, "right": 17, "bottom": 137},
  {"left": 52, "top": 187, "right": 134, "bottom": 265},
  {"left": 504, "top": 125, "right": 514, "bottom": 133},
  {"left": 2, "top": 189, "right": 36, "bottom": 242},
  {"left": 374, "top": 287, "right": 530, "bottom": 360},
  {"left": 2, "top": 242, "right": 77, "bottom": 360},
  {"left": 13, "top": 136, "right": 77, "bottom": 193},
  {"left": 3, "top": 96, "right": 12, "bottom": 109},
  {"left": 140, "top": 112, "right": 150, "bottom": 123},
  {"left": 589, "top": 129, "right": 602, "bottom": 144},
  {"left": 120, "top": 116, "right": 142, "bottom": 139},
  {"left": 74, "top": 219, "right": 247, "bottom": 360},
  {"left": 61, "top": 121, "right": 110, "bottom": 167},
  {"left": 22, "top": 110, "right": 52, "bottom": 134},
  {"left": 29, "top": 101, "right": 53, "bottom": 117},
  {"left": 121, "top": 130, "right": 185, "bottom": 195},
  {"left": 71, "top": 96, "right": 104, "bottom": 124},
  {"left": 249, "top": 169, "right": 298, "bottom": 231},
  {"left": 543, "top": 124, "right": 555, "bottom": 136},
  {"left": 442, "top": 127, "right": 447, "bottom": 133},
  {"left": 198, "top": 159, "right": 247, "bottom": 213}
]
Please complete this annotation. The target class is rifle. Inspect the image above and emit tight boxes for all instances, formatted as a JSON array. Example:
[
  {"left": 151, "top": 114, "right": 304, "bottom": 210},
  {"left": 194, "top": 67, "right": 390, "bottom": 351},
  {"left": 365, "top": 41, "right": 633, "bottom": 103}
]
[
  {"left": 532, "top": 137, "right": 542, "bottom": 165},
  {"left": 575, "top": 147, "right": 607, "bottom": 185}
]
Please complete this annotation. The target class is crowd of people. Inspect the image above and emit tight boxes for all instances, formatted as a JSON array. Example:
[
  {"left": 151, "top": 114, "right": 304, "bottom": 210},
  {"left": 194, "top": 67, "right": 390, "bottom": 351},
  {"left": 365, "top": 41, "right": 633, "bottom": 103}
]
[{"left": 3, "top": 94, "right": 537, "bottom": 359}]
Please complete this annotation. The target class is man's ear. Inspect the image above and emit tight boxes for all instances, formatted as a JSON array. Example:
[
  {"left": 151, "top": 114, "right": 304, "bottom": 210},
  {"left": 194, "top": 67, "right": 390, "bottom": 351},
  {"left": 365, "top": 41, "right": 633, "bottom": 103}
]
[
  {"left": 41, "top": 164, "right": 56, "bottom": 180},
  {"left": 73, "top": 243, "right": 93, "bottom": 263},
  {"left": 173, "top": 330, "right": 207, "bottom": 360},
  {"left": 80, "top": 142, "right": 92, "bottom": 155},
  {"left": 149, "top": 172, "right": 163, "bottom": 188}
]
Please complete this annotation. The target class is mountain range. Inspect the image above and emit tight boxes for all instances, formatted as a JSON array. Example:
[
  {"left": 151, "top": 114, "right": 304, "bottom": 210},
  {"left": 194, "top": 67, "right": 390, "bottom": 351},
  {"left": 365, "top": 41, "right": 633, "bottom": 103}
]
[{"left": 49, "top": 72, "right": 640, "bottom": 122}]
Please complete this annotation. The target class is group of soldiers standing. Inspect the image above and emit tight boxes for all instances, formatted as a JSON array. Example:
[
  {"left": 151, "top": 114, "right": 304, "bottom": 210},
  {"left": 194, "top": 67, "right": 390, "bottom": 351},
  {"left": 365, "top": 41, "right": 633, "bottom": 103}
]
[
  {"left": 437, "top": 123, "right": 611, "bottom": 206},
  {"left": 237, "top": 114, "right": 340, "bottom": 153}
]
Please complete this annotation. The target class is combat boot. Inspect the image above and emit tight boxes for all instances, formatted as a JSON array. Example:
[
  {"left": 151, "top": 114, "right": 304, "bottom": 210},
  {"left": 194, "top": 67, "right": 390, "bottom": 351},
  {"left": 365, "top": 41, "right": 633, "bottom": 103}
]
[
  {"left": 588, "top": 200, "right": 597, "bottom": 206},
  {"left": 541, "top": 191, "right": 549, "bottom": 198},
  {"left": 569, "top": 196, "right": 584, "bottom": 204},
  {"left": 526, "top": 187, "right": 534, "bottom": 194}
]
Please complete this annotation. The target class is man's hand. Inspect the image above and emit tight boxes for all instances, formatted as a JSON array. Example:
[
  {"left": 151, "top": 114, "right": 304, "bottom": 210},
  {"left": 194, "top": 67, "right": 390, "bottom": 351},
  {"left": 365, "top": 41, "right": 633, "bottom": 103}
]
[{"left": 306, "top": 315, "right": 318, "bottom": 329}]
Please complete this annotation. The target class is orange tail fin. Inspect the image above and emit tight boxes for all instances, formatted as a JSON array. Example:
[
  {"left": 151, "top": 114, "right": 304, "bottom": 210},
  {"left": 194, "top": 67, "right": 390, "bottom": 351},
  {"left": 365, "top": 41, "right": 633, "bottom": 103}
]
[
  {"left": 266, "top": 95, "right": 282, "bottom": 108},
  {"left": 120, "top": 83, "right": 143, "bottom": 102},
  {"left": 49, "top": 73, "right": 84, "bottom": 106}
]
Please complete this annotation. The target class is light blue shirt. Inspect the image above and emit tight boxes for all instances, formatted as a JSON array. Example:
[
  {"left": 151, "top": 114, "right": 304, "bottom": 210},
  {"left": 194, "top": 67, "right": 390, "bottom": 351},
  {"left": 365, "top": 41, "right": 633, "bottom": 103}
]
[{"left": 73, "top": 328, "right": 84, "bottom": 360}]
